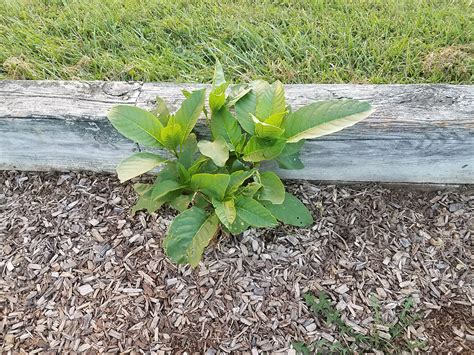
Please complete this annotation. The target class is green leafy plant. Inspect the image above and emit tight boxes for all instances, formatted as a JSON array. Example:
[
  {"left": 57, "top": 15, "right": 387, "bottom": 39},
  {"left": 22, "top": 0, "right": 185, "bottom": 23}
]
[
  {"left": 107, "top": 62, "right": 374, "bottom": 267},
  {"left": 293, "top": 292, "right": 424, "bottom": 354}
]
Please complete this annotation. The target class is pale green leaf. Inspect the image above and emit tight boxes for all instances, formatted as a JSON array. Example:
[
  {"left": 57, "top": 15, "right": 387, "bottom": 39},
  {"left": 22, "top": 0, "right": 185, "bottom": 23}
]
[
  {"left": 131, "top": 184, "right": 166, "bottom": 216},
  {"left": 152, "top": 180, "right": 183, "bottom": 200},
  {"left": 240, "top": 181, "right": 262, "bottom": 198},
  {"left": 212, "top": 198, "right": 237, "bottom": 227},
  {"left": 226, "top": 84, "right": 251, "bottom": 107},
  {"left": 159, "top": 118, "right": 183, "bottom": 151},
  {"left": 284, "top": 100, "right": 374, "bottom": 143},
  {"left": 256, "top": 81, "right": 286, "bottom": 121},
  {"left": 116, "top": 152, "right": 166, "bottom": 183},
  {"left": 174, "top": 88, "right": 206, "bottom": 140},
  {"left": 253, "top": 115, "right": 285, "bottom": 138},
  {"left": 258, "top": 171, "right": 285, "bottom": 204},
  {"left": 235, "top": 196, "right": 278, "bottom": 228},
  {"left": 212, "top": 60, "right": 226, "bottom": 89},
  {"left": 107, "top": 105, "right": 162, "bottom": 147},
  {"left": 152, "top": 96, "right": 170, "bottom": 126},
  {"left": 261, "top": 192, "right": 313, "bottom": 227},
  {"left": 191, "top": 173, "right": 230, "bottom": 200},
  {"left": 197, "top": 138, "right": 229, "bottom": 167},
  {"left": 163, "top": 207, "right": 219, "bottom": 266},
  {"left": 243, "top": 136, "right": 286, "bottom": 162}
]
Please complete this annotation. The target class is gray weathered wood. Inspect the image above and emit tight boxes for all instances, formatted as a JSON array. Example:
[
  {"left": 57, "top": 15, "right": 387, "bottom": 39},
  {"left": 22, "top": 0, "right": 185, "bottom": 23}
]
[{"left": 1, "top": 80, "right": 473, "bottom": 183}]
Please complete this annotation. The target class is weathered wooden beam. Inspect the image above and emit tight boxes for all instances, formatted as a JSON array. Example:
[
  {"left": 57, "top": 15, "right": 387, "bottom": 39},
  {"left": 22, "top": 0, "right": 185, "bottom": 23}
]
[{"left": 1, "top": 80, "right": 473, "bottom": 183}]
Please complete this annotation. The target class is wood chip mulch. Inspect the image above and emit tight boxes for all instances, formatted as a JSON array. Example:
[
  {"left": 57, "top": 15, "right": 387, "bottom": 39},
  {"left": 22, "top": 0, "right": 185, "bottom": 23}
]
[{"left": 1, "top": 171, "right": 473, "bottom": 354}]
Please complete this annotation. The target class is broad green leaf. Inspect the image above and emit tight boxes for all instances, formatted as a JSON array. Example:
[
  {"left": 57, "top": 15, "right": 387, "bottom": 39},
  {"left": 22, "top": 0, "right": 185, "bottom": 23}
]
[
  {"left": 258, "top": 171, "right": 285, "bottom": 204},
  {"left": 107, "top": 105, "right": 162, "bottom": 147},
  {"left": 264, "top": 112, "right": 285, "bottom": 127},
  {"left": 131, "top": 184, "right": 166, "bottom": 215},
  {"left": 240, "top": 182, "right": 262, "bottom": 198},
  {"left": 254, "top": 115, "right": 285, "bottom": 138},
  {"left": 152, "top": 96, "right": 170, "bottom": 126},
  {"left": 227, "top": 170, "right": 255, "bottom": 195},
  {"left": 163, "top": 207, "right": 219, "bottom": 266},
  {"left": 133, "top": 183, "right": 153, "bottom": 195},
  {"left": 261, "top": 192, "right": 313, "bottom": 227},
  {"left": 256, "top": 81, "right": 286, "bottom": 121},
  {"left": 169, "top": 194, "right": 192, "bottom": 212},
  {"left": 159, "top": 118, "right": 183, "bottom": 151},
  {"left": 212, "top": 198, "right": 236, "bottom": 227},
  {"left": 227, "top": 215, "right": 249, "bottom": 235},
  {"left": 177, "top": 133, "right": 198, "bottom": 169},
  {"left": 152, "top": 180, "right": 183, "bottom": 200},
  {"left": 235, "top": 91, "right": 257, "bottom": 134},
  {"left": 243, "top": 136, "right": 286, "bottom": 162},
  {"left": 226, "top": 84, "right": 251, "bottom": 107},
  {"left": 174, "top": 88, "right": 206, "bottom": 141},
  {"left": 284, "top": 100, "right": 374, "bottom": 143},
  {"left": 116, "top": 152, "right": 166, "bottom": 183},
  {"left": 155, "top": 162, "right": 179, "bottom": 183},
  {"left": 235, "top": 196, "right": 278, "bottom": 228},
  {"left": 191, "top": 173, "right": 230, "bottom": 200},
  {"left": 276, "top": 153, "right": 304, "bottom": 170},
  {"left": 194, "top": 193, "right": 210, "bottom": 209},
  {"left": 197, "top": 138, "right": 229, "bottom": 167},
  {"left": 210, "top": 108, "right": 242, "bottom": 149},
  {"left": 275, "top": 140, "right": 305, "bottom": 170}
]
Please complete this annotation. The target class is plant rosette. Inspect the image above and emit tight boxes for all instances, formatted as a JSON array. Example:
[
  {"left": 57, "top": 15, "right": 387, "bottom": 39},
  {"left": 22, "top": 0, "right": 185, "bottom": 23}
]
[{"left": 107, "top": 61, "right": 374, "bottom": 267}]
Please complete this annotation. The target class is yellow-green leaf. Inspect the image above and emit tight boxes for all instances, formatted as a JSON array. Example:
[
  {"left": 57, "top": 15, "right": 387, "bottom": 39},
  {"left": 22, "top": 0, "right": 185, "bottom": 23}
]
[
  {"left": 116, "top": 152, "right": 166, "bottom": 183},
  {"left": 284, "top": 100, "right": 374, "bottom": 143}
]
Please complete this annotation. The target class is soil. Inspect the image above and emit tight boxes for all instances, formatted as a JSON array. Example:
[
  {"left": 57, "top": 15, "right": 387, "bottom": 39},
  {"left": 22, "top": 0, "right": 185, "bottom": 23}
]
[{"left": 1, "top": 171, "right": 472, "bottom": 353}]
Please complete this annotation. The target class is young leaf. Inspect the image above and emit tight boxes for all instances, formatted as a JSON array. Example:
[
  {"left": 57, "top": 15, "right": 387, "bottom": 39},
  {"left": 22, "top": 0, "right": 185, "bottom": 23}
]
[
  {"left": 227, "top": 170, "right": 255, "bottom": 195},
  {"left": 197, "top": 138, "right": 229, "bottom": 167},
  {"left": 235, "top": 196, "right": 278, "bottom": 228},
  {"left": 159, "top": 118, "right": 183, "bottom": 151},
  {"left": 212, "top": 60, "right": 226, "bottom": 89},
  {"left": 284, "top": 100, "right": 374, "bottom": 143},
  {"left": 107, "top": 105, "right": 163, "bottom": 147},
  {"left": 243, "top": 136, "right": 286, "bottom": 162},
  {"left": 152, "top": 96, "right": 170, "bottom": 126},
  {"left": 116, "top": 152, "right": 167, "bottom": 183},
  {"left": 255, "top": 80, "right": 286, "bottom": 121},
  {"left": 191, "top": 173, "right": 230, "bottom": 200},
  {"left": 152, "top": 180, "right": 183, "bottom": 200},
  {"left": 254, "top": 116, "right": 285, "bottom": 138},
  {"left": 234, "top": 80, "right": 270, "bottom": 134},
  {"left": 212, "top": 198, "right": 237, "bottom": 227},
  {"left": 174, "top": 88, "right": 206, "bottom": 141},
  {"left": 260, "top": 192, "right": 313, "bottom": 227},
  {"left": 163, "top": 207, "right": 219, "bottom": 266},
  {"left": 258, "top": 171, "right": 285, "bottom": 204},
  {"left": 210, "top": 108, "right": 242, "bottom": 149}
]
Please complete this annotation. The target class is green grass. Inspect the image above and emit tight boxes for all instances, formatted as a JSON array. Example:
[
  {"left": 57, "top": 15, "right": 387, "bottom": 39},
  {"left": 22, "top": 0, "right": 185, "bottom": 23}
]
[{"left": 1, "top": 0, "right": 472, "bottom": 83}]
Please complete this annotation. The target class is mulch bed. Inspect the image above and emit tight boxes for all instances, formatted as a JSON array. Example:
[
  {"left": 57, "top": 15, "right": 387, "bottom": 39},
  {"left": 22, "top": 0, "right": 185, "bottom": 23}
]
[{"left": 1, "top": 171, "right": 473, "bottom": 353}]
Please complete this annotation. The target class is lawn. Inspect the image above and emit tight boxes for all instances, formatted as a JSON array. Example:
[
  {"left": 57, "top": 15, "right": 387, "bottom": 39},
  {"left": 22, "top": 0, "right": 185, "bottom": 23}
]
[{"left": 0, "top": 0, "right": 472, "bottom": 83}]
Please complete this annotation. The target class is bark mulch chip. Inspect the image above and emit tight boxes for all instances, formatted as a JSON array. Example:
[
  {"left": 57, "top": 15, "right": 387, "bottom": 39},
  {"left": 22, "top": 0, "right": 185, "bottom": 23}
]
[{"left": 1, "top": 171, "right": 472, "bottom": 353}]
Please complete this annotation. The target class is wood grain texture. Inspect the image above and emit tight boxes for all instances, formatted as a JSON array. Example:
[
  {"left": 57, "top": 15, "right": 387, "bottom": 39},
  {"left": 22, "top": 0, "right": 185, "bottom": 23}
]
[{"left": 1, "top": 80, "right": 473, "bottom": 183}]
